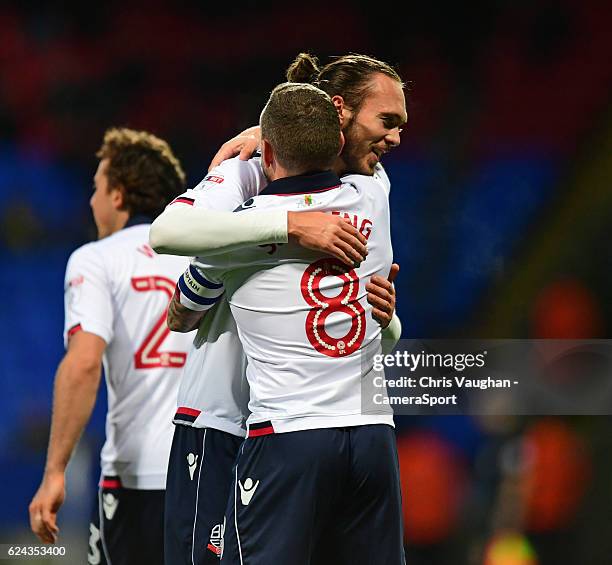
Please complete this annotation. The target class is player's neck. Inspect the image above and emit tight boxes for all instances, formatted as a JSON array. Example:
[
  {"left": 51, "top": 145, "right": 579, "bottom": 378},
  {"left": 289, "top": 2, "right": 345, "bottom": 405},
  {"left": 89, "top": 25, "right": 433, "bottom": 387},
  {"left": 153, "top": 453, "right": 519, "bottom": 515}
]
[
  {"left": 332, "top": 154, "right": 349, "bottom": 177},
  {"left": 266, "top": 165, "right": 295, "bottom": 182},
  {"left": 100, "top": 210, "right": 130, "bottom": 238},
  {"left": 267, "top": 165, "right": 326, "bottom": 183}
]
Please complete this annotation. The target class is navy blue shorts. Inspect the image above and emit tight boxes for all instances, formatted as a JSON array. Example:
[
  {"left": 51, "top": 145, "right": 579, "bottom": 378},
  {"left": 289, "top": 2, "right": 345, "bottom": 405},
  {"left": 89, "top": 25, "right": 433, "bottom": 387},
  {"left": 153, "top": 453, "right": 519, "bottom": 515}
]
[
  {"left": 221, "top": 424, "right": 405, "bottom": 565},
  {"left": 164, "top": 425, "right": 243, "bottom": 564},
  {"left": 88, "top": 476, "right": 164, "bottom": 565}
]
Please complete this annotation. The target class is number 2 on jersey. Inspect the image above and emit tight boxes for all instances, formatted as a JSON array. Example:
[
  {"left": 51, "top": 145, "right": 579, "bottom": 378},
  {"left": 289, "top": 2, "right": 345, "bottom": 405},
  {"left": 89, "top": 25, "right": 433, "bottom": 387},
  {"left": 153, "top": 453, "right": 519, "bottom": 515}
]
[
  {"left": 131, "top": 276, "right": 187, "bottom": 369},
  {"left": 301, "top": 258, "right": 366, "bottom": 357}
]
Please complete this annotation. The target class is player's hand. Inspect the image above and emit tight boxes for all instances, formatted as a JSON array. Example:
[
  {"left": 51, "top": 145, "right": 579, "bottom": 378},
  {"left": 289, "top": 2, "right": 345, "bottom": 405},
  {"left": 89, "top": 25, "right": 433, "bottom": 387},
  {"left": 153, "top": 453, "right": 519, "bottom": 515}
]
[
  {"left": 208, "top": 126, "right": 261, "bottom": 170},
  {"left": 29, "top": 471, "right": 65, "bottom": 544},
  {"left": 287, "top": 211, "right": 368, "bottom": 267},
  {"left": 367, "top": 263, "right": 399, "bottom": 328}
]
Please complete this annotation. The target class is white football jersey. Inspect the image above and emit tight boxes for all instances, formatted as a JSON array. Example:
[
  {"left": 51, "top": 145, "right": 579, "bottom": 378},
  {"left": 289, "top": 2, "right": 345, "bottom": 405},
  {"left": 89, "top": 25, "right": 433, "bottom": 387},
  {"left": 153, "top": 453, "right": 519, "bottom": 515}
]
[
  {"left": 166, "top": 157, "right": 265, "bottom": 435},
  {"left": 194, "top": 170, "right": 395, "bottom": 435},
  {"left": 165, "top": 158, "right": 390, "bottom": 436},
  {"left": 63, "top": 222, "right": 192, "bottom": 489}
]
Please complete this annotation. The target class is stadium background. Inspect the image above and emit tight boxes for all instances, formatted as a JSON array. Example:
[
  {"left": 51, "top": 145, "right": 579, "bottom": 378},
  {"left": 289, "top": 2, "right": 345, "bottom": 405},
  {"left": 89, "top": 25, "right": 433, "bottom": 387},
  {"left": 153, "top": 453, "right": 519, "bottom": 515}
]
[{"left": 0, "top": 1, "right": 610, "bottom": 563}]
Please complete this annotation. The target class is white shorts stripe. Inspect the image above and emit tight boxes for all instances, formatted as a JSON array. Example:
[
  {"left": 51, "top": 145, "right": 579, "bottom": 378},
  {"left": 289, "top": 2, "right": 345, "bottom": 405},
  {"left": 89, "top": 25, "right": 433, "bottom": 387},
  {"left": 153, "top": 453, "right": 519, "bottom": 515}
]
[
  {"left": 191, "top": 429, "right": 207, "bottom": 565},
  {"left": 98, "top": 489, "right": 113, "bottom": 565},
  {"left": 234, "top": 442, "right": 245, "bottom": 565}
]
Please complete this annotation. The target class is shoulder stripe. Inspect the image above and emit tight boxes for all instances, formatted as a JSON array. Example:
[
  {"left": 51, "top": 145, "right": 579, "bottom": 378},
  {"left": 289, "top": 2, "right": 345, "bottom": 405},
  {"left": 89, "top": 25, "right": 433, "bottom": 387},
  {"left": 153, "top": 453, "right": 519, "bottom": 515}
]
[{"left": 170, "top": 197, "right": 195, "bottom": 206}]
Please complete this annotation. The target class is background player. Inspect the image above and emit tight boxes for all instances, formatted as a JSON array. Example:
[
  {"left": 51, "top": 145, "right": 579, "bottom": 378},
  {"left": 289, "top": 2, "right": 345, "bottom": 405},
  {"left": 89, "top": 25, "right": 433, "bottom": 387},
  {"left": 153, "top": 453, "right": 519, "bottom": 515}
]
[
  {"left": 174, "top": 83, "right": 406, "bottom": 564},
  {"left": 29, "top": 128, "right": 192, "bottom": 565}
]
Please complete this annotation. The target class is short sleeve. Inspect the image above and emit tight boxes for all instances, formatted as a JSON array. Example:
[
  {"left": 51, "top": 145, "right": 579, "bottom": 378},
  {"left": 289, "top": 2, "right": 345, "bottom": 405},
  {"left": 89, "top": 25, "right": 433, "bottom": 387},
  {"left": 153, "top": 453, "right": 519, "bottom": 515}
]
[
  {"left": 168, "top": 157, "right": 267, "bottom": 213},
  {"left": 63, "top": 245, "right": 114, "bottom": 348}
]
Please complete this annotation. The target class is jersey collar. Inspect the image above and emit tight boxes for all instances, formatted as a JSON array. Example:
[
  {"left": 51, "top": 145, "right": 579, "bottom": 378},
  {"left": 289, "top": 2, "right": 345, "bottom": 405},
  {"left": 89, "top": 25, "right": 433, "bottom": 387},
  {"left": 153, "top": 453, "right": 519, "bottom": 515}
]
[
  {"left": 124, "top": 214, "right": 155, "bottom": 228},
  {"left": 260, "top": 170, "right": 341, "bottom": 196}
]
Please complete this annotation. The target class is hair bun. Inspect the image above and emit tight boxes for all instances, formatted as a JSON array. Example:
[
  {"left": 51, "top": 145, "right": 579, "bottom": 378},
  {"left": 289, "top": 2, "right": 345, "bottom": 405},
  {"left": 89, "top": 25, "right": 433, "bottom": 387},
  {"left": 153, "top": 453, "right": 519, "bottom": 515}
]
[{"left": 286, "top": 53, "right": 321, "bottom": 84}]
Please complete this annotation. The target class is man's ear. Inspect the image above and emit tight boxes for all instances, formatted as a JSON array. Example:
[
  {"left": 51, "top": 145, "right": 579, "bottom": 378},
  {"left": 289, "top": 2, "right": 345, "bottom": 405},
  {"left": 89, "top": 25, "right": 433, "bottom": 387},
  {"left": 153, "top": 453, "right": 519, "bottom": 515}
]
[
  {"left": 110, "top": 186, "right": 125, "bottom": 211},
  {"left": 261, "top": 139, "right": 274, "bottom": 168},
  {"left": 331, "top": 95, "right": 350, "bottom": 128}
]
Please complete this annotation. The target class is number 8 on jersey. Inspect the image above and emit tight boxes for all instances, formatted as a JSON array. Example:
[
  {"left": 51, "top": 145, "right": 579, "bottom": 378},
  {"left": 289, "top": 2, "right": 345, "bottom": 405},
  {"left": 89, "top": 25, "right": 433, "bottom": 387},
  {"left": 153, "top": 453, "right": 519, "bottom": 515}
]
[{"left": 301, "top": 258, "right": 366, "bottom": 357}]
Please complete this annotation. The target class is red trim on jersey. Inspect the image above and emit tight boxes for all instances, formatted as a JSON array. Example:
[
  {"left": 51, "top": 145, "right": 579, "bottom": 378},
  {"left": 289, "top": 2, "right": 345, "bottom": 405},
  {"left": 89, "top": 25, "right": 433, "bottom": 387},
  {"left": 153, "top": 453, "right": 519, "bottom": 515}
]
[
  {"left": 248, "top": 426, "right": 274, "bottom": 437},
  {"left": 248, "top": 422, "right": 275, "bottom": 437},
  {"left": 273, "top": 184, "right": 341, "bottom": 197},
  {"left": 171, "top": 197, "right": 195, "bottom": 206},
  {"left": 100, "top": 477, "right": 122, "bottom": 489},
  {"left": 67, "top": 323, "right": 82, "bottom": 337},
  {"left": 207, "top": 543, "right": 222, "bottom": 555},
  {"left": 176, "top": 406, "right": 202, "bottom": 418}
]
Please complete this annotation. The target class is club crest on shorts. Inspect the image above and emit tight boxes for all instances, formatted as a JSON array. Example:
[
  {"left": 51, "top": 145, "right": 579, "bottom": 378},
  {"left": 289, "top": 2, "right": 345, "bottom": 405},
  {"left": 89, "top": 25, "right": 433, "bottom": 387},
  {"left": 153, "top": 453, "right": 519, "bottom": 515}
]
[
  {"left": 187, "top": 452, "right": 199, "bottom": 480},
  {"left": 102, "top": 493, "right": 119, "bottom": 521},
  {"left": 238, "top": 477, "right": 259, "bottom": 505},
  {"left": 207, "top": 518, "right": 225, "bottom": 557}
]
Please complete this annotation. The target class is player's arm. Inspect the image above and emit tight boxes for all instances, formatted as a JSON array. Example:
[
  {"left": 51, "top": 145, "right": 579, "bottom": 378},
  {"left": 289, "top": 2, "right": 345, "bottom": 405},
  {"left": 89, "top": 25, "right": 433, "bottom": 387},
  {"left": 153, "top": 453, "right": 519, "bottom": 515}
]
[
  {"left": 167, "top": 263, "right": 225, "bottom": 332},
  {"left": 367, "top": 263, "right": 402, "bottom": 353},
  {"left": 151, "top": 204, "right": 286, "bottom": 258},
  {"left": 151, "top": 206, "right": 367, "bottom": 268},
  {"left": 367, "top": 263, "right": 399, "bottom": 329},
  {"left": 381, "top": 314, "right": 402, "bottom": 354},
  {"left": 167, "top": 287, "right": 204, "bottom": 332},
  {"left": 29, "top": 331, "right": 105, "bottom": 544},
  {"left": 151, "top": 154, "right": 367, "bottom": 267}
]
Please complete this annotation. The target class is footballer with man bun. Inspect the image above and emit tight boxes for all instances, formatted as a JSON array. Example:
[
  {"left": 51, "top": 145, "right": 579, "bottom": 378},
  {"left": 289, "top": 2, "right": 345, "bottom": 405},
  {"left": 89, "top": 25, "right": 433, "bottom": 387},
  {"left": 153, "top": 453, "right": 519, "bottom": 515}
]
[
  {"left": 174, "top": 82, "right": 405, "bottom": 564},
  {"left": 151, "top": 53, "right": 405, "bottom": 564},
  {"left": 154, "top": 133, "right": 397, "bottom": 565},
  {"left": 153, "top": 107, "right": 380, "bottom": 565}
]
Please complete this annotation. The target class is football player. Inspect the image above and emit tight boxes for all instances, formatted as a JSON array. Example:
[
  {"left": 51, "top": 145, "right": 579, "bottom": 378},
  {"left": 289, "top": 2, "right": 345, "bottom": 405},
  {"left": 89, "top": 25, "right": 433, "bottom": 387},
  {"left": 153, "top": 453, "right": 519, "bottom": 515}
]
[
  {"left": 174, "top": 82, "right": 406, "bottom": 564},
  {"left": 29, "top": 129, "right": 192, "bottom": 565},
  {"left": 151, "top": 53, "right": 404, "bottom": 565}
]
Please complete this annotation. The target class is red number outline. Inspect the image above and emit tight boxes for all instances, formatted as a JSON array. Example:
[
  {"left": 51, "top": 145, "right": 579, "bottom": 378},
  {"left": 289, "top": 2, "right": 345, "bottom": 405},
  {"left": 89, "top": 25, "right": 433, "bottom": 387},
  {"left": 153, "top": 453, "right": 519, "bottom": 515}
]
[
  {"left": 131, "top": 276, "right": 187, "bottom": 369},
  {"left": 300, "top": 258, "right": 366, "bottom": 357}
]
